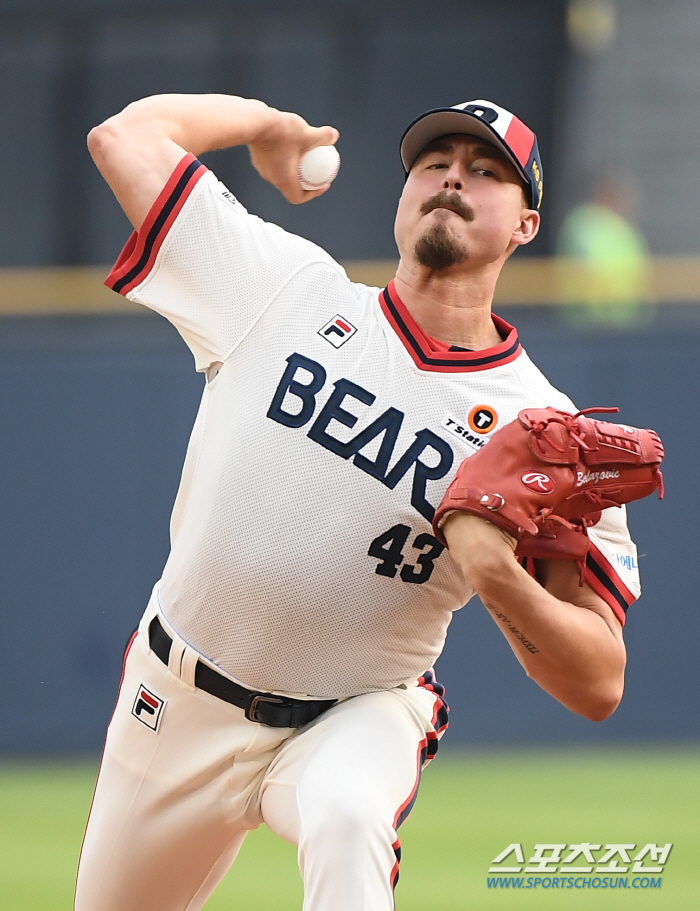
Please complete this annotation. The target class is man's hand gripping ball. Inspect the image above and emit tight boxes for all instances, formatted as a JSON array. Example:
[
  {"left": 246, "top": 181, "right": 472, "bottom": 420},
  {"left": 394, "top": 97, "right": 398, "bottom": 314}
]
[{"left": 432, "top": 407, "right": 664, "bottom": 576}]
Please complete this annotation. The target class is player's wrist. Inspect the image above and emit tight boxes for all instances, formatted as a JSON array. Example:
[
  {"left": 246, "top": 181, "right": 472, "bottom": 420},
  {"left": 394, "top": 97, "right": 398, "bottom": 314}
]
[
  {"left": 241, "top": 100, "right": 284, "bottom": 145},
  {"left": 443, "top": 512, "right": 517, "bottom": 553},
  {"left": 250, "top": 108, "right": 308, "bottom": 153},
  {"left": 445, "top": 513, "right": 519, "bottom": 590}
]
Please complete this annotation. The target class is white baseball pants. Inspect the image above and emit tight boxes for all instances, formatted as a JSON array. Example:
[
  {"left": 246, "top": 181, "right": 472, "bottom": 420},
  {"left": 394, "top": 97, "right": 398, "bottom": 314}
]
[{"left": 74, "top": 603, "right": 447, "bottom": 911}]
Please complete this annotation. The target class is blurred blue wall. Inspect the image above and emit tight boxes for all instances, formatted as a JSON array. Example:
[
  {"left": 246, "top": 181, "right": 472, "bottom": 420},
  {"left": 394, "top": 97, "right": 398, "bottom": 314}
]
[{"left": 0, "top": 307, "right": 697, "bottom": 753}]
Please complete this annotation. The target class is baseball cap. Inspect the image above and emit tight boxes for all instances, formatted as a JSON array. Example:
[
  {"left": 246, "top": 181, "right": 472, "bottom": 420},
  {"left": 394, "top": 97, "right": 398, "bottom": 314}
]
[{"left": 400, "top": 100, "right": 543, "bottom": 210}]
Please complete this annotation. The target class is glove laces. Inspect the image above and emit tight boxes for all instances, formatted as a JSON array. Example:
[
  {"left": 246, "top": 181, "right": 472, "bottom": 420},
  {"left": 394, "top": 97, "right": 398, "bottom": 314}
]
[
  {"left": 529, "top": 406, "right": 620, "bottom": 453},
  {"left": 653, "top": 464, "right": 665, "bottom": 499}
]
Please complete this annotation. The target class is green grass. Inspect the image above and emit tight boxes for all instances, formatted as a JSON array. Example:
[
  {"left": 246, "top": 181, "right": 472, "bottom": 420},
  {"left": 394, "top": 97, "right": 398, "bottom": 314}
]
[{"left": 1, "top": 747, "right": 698, "bottom": 910}]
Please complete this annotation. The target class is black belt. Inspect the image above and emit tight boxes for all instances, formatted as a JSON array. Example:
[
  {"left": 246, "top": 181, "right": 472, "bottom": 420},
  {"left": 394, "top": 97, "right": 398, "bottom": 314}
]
[{"left": 148, "top": 616, "right": 337, "bottom": 728}]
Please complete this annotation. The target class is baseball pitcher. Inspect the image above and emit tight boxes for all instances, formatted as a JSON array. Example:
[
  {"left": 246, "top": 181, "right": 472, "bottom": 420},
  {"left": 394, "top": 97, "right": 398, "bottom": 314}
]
[{"left": 76, "top": 93, "right": 663, "bottom": 910}]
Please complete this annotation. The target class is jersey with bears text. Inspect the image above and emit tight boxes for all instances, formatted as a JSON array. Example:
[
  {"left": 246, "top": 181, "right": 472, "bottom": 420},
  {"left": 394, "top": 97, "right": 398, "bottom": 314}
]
[{"left": 106, "top": 153, "right": 641, "bottom": 699}]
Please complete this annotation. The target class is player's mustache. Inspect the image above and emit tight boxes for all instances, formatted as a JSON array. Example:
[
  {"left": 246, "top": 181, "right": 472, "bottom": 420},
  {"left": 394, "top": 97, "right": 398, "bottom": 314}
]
[{"left": 421, "top": 191, "right": 474, "bottom": 221}]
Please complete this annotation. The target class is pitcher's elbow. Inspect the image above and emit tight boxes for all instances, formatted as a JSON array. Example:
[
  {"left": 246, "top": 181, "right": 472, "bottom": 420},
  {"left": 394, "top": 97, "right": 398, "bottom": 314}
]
[
  {"left": 581, "top": 679, "right": 624, "bottom": 722},
  {"left": 87, "top": 118, "right": 120, "bottom": 164}
]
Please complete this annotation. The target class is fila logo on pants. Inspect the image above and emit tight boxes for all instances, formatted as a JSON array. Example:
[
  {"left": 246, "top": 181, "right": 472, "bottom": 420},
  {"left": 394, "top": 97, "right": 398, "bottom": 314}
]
[{"left": 132, "top": 685, "right": 166, "bottom": 732}]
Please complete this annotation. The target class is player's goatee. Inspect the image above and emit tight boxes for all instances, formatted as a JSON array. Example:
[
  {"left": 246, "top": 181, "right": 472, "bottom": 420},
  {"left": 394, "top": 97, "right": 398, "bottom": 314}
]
[
  {"left": 415, "top": 190, "right": 473, "bottom": 270},
  {"left": 415, "top": 222, "right": 468, "bottom": 270}
]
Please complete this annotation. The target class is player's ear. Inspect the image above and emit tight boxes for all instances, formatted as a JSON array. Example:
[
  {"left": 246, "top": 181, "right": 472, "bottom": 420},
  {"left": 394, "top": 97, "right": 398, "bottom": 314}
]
[{"left": 511, "top": 209, "right": 540, "bottom": 247}]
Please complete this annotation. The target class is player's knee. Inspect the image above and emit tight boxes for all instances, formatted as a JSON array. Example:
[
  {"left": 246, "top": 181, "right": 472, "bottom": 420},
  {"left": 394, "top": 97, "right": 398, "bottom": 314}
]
[{"left": 302, "top": 792, "right": 390, "bottom": 846}]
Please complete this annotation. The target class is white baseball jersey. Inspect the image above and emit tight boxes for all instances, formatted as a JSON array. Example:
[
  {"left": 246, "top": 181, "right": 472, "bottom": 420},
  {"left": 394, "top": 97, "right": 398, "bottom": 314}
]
[{"left": 106, "top": 153, "right": 640, "bottom": 700}]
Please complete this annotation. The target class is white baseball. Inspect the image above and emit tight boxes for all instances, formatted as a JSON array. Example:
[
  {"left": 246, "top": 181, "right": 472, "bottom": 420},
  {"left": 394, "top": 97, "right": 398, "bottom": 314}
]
[{"left": 298, "top": 145, "right": 340, "bottom": 190}]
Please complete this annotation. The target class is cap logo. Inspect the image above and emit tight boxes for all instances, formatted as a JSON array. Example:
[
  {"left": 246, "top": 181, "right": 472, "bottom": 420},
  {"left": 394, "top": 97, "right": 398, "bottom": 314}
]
[{"left": 461, "top": 103, "right": 498, "bottom": 124}]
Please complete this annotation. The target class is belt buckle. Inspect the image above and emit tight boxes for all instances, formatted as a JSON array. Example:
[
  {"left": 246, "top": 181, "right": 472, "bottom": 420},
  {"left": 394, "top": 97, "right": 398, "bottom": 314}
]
[{"left": 246, "top": 693, "right": 286, "bottom": 724}]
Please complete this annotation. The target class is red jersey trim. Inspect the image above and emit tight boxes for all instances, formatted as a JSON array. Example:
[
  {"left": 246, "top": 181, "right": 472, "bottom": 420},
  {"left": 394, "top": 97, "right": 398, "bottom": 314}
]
[
  {"left": 390, "top": 838, "right": 402, "bottom": 895},
  {"left": 519, "top": 555, "right": 539, "bottom": 579},
  {"left": 393, "top": 735, "right": 428, "bottom": 831},
  {"left": 388, "top": 731, "right": 432, "bottom": 895},
  {"left": 585, "top": 542, "right": 637, "bottom": 626},
  {"left": 417, "top": 670, "right": 449, "bottom": 737},
  {"left": 106, "top": 153, "right": 208, "bottom": 296},
  {"left": 380, "top": 280, "right": 522, "bottom": 372}
]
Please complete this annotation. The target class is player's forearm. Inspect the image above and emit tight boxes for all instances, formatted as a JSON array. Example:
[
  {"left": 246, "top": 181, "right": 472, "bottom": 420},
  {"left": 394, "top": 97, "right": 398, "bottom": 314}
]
[
  {"left": 444, "top": 515, "right": 626, "bottom": 721},
  {"left": 88, "top": 93, "right": 338, "bottom": 228},
  {"left": 87, "top": 94, "right": 277, "bottom": 227},
  {"left": 91, "top": 94, "right": 281, "bottom": 159},
  {"left": 477, "top": 566, "right": 625, "bottom": 721}
]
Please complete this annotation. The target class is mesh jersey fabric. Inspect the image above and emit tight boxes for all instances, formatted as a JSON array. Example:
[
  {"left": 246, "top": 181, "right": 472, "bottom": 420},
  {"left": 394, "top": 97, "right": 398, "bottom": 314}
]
[{"left": 106, "top": 154, "right": 640, "bottom": 699}]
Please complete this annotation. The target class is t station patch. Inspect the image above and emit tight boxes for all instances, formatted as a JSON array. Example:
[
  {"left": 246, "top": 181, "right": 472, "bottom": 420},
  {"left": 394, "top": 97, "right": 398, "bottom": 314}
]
[
  {"left": 132, "top": 684, "right": 166, "bottom": 732},
  {"left": 442, "top": 414, "right": 488, "bottom": 450},
  {"left": 468, "top": 405, "right": 498, "bottom": 434},
  {"left": 318, "top": 314, "right": 357, "bottom": 348},
  {"left": 443, "top": 404, "right": 499, "bottom": 450}
]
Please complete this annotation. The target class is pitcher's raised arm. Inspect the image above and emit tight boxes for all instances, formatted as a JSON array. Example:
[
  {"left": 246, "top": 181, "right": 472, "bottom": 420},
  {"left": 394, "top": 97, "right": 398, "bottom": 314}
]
[{"left": 87, "top": 93, "right": 339, "bottom": 227}]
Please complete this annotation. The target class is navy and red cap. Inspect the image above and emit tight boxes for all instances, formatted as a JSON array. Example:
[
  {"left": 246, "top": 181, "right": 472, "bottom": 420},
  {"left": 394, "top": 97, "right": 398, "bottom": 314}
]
[{"left": 400, "top": 99, "right": 544, "bottom": 210}]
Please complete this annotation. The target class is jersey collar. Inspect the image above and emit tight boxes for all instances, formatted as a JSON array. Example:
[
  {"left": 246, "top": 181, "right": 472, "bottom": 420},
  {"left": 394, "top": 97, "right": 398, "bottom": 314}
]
[{"left": 379, "top": 280, "right": 522, "bottom": 373}]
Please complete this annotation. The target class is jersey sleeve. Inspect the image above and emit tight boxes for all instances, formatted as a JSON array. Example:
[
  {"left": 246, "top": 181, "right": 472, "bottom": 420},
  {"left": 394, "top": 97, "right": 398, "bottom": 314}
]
[
  {"left": 585, "top": 505, "right": 640, "bottom": 626},
  {"left": 105, "top": 153, "right": 343, "bottom": 370}
]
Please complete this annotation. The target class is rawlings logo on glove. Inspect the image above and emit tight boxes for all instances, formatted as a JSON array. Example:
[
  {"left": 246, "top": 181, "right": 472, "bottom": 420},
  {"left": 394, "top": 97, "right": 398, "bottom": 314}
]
[
  {"left": 521, "top": 472, "right": 555, "bottom": 493},
  {"left": 432, "top": 406, "right": 664, "bottom": 576}
]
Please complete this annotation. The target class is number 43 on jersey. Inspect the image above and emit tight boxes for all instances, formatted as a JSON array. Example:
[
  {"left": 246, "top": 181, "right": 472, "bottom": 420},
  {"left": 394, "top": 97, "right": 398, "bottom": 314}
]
[{"left": 368, "top": 524, "right": 444, "bottom": 584}]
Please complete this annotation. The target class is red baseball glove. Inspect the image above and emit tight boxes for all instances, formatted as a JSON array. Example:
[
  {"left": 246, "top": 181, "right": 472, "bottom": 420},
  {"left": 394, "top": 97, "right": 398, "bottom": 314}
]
[{"left": 432, "top": 407, "right": 664, "bottom": 568}]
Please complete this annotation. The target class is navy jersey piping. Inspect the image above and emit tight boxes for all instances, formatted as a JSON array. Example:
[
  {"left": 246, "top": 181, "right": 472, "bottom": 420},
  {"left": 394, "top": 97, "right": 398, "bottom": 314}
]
[
  {"left": 586, "top": 552, "right": 629, "bottom": 614},
  {"left": 111, "top": 158, "right": 204, "bottom": 294},
  {"left": 380, "top": 286, "right": 521, "bottom": 368}
]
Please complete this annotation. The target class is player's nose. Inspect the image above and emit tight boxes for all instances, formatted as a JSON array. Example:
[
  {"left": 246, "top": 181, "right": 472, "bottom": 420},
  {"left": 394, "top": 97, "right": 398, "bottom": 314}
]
[{"left": 441, "top": 161, "right": 465, "bottom": 192}]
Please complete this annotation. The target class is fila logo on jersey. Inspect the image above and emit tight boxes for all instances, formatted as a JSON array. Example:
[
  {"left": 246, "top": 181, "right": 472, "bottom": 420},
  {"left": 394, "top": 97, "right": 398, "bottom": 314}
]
[
  {"left": 132, "top": 685, "right": 166, "bottom": 732},
  {"left": 318, "top": 315, "right": 357, "bottom": 348},
  {"left": 267, "top": 352, "right": 454, "bottom": 523},
  {"left": 521, "top": 472, "right": 554, "bottom": 493}
]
